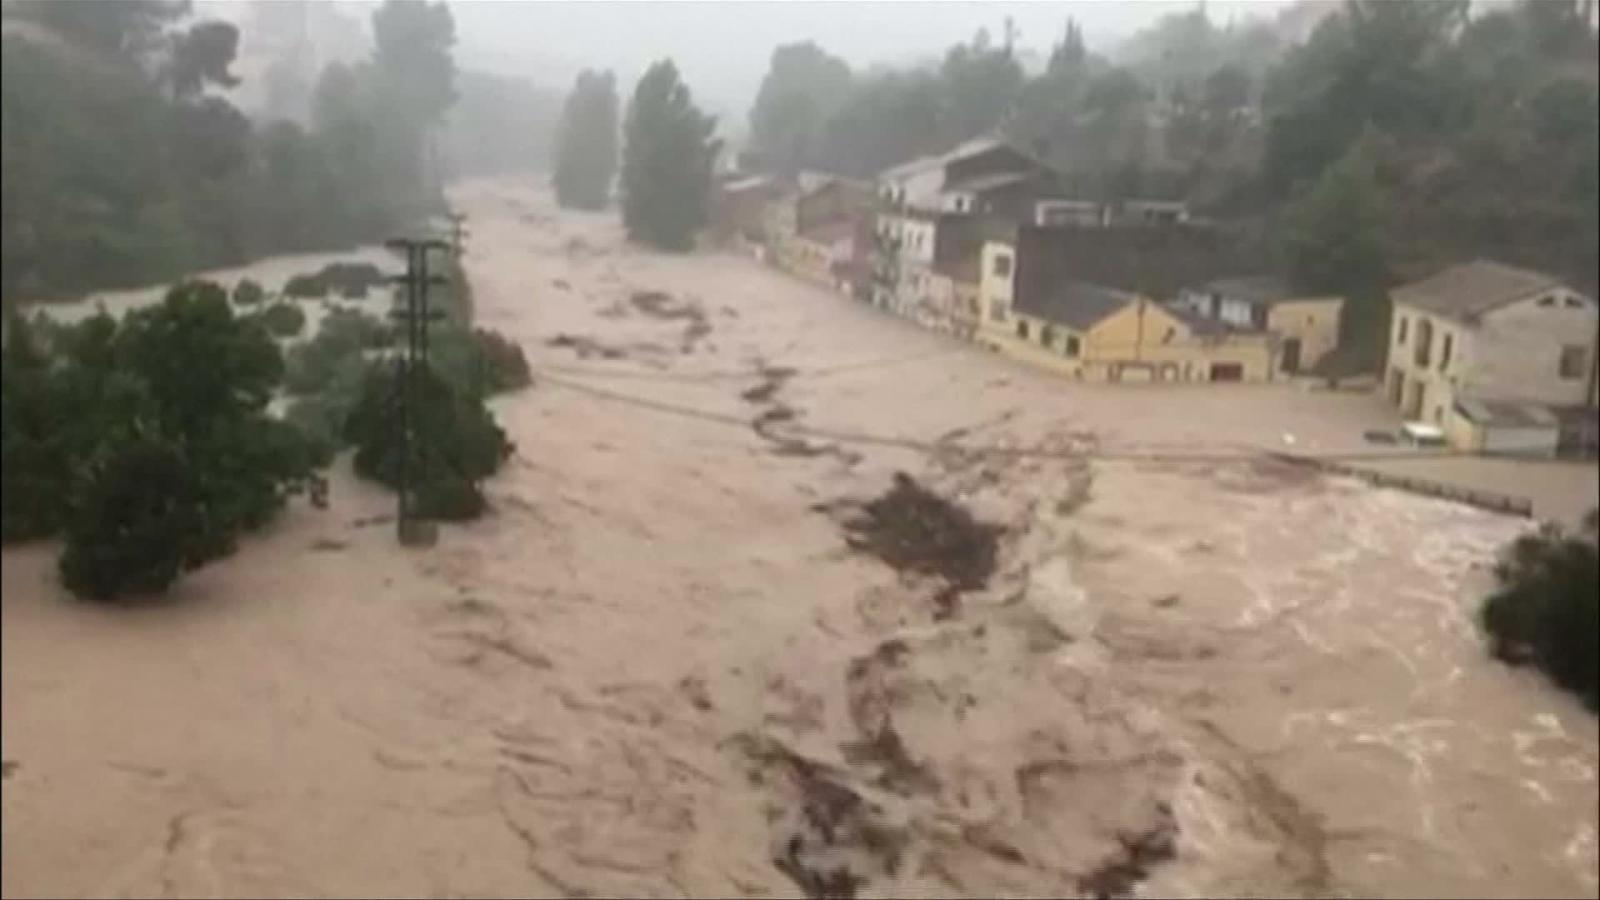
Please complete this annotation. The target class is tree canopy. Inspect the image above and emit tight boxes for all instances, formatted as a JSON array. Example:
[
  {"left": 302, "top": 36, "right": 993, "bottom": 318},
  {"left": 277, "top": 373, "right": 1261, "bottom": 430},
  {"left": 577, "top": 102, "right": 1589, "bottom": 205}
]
[
  {"left": 621, "top": 60, "right": 720, "bottom": 252},
  {"left": 553, "top": 70, "right": 619, "bottom": 210},
  {"left": 2, "top": 283, "right": 324, "bottom": 599},
  {"left": 748, "top": 42, "right": 853, "bottom": 176}
]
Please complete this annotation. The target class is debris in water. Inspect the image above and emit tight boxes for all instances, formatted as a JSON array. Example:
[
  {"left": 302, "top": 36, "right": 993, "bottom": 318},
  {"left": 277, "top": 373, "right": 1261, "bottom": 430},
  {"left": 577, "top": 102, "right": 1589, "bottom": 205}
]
[
  {"left": 841, "top": 473, "right": 1001, "bottom": 590},
  {"left": 545, "top": 333, "right": 627, "bottom": 360},
  {"left": 1077, "top": 819, "right": 1178, "bottom": 899}
]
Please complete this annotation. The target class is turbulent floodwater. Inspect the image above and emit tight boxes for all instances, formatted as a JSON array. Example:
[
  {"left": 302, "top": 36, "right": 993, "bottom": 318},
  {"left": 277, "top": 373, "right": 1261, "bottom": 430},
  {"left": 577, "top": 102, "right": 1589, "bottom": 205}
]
[{"left": 2, "top": 178, "right": 1595, "bottom": 899}]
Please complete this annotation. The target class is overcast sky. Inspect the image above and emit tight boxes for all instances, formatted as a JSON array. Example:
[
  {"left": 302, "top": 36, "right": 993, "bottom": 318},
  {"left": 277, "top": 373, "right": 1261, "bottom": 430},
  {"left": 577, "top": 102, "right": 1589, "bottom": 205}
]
[{"left": 448, "top": 1, "right": 1295, "bottom": 124}]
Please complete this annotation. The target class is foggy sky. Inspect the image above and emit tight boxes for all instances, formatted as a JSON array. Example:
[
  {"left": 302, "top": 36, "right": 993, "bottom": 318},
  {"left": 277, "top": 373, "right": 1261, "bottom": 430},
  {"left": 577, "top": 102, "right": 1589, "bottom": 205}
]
[{"left": 448, "top": 1, "right": 1295, "bottom": 128}]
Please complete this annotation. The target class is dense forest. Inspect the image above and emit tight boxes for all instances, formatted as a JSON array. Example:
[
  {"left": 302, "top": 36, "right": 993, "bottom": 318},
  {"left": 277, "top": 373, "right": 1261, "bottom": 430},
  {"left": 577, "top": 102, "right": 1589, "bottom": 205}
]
[
  {"left": 1, "top": 0, "right": 458, "bottom": 302},
  {"left": 745, "top": 1, "right": 1600, "bottom": 329}
]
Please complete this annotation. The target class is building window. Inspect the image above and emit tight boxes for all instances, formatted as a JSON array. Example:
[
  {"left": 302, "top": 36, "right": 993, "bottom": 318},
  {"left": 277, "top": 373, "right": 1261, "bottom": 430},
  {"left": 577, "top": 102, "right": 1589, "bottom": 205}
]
[
  {"left": 1041, "top": 325, "right": 1056, "bottom": 348},
  {"left": 1016, "top": 320, "right": 1030, "bottom": 340},
  {"left": 1559, "top": 345, "right": 1588, "bottom": 379},
  {"left": 1065, "top": 335, "right": 1081, "bottom": 358},
  {"left": 992, "top": 253, "right": 1013, "bottom": 278},
  {"left": 1162, "top": 327, "right": 1176, "bottom": 344},
  {"left": 1397, "top": 317, "right": 1408, "bottom": 345},
  {"left": 1413, "top": 318, "right": 1432, "bottom": 368},
  {"left": 1439, "top": 333, "right": 1452, "bottom": 371},
  {"left": 1539, "top": 295, "right": 1556, "bottom": 307},
  {"left": 1564, "top": 296, "right": 1584, "bottom": 308}
]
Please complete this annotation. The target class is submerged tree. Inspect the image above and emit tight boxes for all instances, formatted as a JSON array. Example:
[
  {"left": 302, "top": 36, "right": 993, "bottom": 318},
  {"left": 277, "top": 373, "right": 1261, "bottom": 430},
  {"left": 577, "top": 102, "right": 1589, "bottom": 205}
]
[
  {"left": 0, "top": 282, "right": 324, "bottom": 599},
  {"left": 552, "top": 70, "right": 618, "bottom": 210},
  {"left": 1482, "top": 511, "right": 1599, "bottom": 710},
  {"left": 621, "top": 60, "right": 719, "bottom": 252},
  {"left": 344, "top": 362, "right": 513, "bottom": 520}
]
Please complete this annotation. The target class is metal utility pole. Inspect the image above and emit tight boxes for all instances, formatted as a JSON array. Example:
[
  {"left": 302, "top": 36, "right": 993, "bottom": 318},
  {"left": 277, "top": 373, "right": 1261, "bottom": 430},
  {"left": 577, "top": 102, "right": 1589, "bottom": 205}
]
[
  {"left": 447, "top": 213, "right": 468, "bottom": 260},
  {"left": 386, "top": 237, "right": 450, "bottom": 547}
]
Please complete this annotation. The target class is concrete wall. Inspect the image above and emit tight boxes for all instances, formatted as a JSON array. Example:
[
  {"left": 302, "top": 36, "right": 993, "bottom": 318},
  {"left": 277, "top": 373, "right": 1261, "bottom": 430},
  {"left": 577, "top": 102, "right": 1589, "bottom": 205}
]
[
  {"left": 981, "top": 288, "right": 1275, "bottom": 383},
  {"left": 1470, "top": 291, "right": 1597, "bottom": 405},
  {"left": 1266, "top": 297, "right": 1343, "bottom": 371},
  {"left": 901, "top": 219, "right": 937, "bottom": 265},
  {"left": 978, "top": 240, "right": 1016, "bottom": 343},
  {"left": 775, "top": 234, "right": 835, "bottom": 287},
  {"left": 1085, "top": 302, "right": 1276, "bottom": 382},
  {"left": 1388, "top": 302, "right": 1458, "bottom": 421},
  {"left": 796, "top": 181, "right": 873, "bottom": 235}
]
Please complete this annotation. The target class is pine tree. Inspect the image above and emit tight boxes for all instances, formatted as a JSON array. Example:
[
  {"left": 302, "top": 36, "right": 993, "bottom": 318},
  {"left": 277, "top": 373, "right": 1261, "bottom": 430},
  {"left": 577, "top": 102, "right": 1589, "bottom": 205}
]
[
  {"left": 621, "top": 60, "right": 720, "bottom": 252},
  {"left": 552, "top": 70, "right": 618, "bottom": 210}
]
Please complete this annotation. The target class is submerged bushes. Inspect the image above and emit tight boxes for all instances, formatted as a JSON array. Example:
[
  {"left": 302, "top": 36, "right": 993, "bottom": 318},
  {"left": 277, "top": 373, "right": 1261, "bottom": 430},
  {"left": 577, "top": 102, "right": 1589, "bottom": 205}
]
[
  {"left": 284, "top": 262, "right": 387, "bottom": 300},
  {"left": 257, "top": 301, "right": 307, "bottom": 337},
  {"left": 344, "top": 362, "right": 513, "bottom": 519},
  {"left": 1, "top": 281, "right": 324, "bottom": 600},
  {"left": 1482, "top": 511, "right": 1599, "bottom": 710}
]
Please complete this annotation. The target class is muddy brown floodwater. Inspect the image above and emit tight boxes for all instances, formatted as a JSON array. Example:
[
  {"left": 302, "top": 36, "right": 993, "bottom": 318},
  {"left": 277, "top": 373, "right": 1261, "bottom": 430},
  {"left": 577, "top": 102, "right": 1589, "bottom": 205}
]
[{"left": 3, "top": 178, "right": 1596, "bottom": 899}]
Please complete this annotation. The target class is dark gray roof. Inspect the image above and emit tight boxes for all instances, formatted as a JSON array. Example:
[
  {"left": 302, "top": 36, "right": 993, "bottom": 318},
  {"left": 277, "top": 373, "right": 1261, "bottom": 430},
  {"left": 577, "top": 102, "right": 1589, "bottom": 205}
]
[
  {"left": 1392, "top": 260, "right": 1568, "bottom": 322},
  {"left": 1455, "top": 397, "right": 1559, "bottom": 428},
  {"left": 1196, "top": 275, "right": 1294, "bottom": 306},
  {"left": 943, "top": 171, "right": 1030, "bottom": 194},
  {"left": 1163, "top": 303, "right": 1239, "bottom": 336},
  {"left": 1016, "top": 281, "right": 1137, "bottom": 330}
]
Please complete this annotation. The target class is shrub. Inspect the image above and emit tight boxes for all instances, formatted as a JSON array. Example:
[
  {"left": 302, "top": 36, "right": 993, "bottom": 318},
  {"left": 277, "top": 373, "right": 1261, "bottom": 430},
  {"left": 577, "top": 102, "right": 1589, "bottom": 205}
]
[
  {"left": 430, "top": 324, "right": 531, "bottom": 397},
  {"left": 232, "top": 278, "right": 265, "bottom": 306},
  {"left": 322, "top": 307, "right": 393, "bottom": 350},
  {"left": 319, "top": 262, "right": 386, "bottom": 297},
  {"left": 2, "top": 314, "right": 71, "bottom": 541},
  {"left": 1482, "top": 511, "right": 1599, "bottom": 710},
  {"left": 257, "top": 301, "right": 307, "bottom": 337},
  {"left": 283, "top": 262, "right": 387, "bottom": 300},
  {"left": 284, "top": 395, "right": 346, "bottom": 467},
  {"left": 9, "top": 281, "right": 324, "bottom": 600},
  {"left": 284, "top": 307, "right": 388, "bottom": 395},
  {"left": 58, "top": 433, "right": 204, "bottom": 600},
  {"left": 473, "top": 328, "right": 532, "bottom": 392},
  {"left": 344, "top": 361, "right": 512, "bottom": 520},
  {"left": 284, "top": 273, "right": 329, "bottom": 298}
]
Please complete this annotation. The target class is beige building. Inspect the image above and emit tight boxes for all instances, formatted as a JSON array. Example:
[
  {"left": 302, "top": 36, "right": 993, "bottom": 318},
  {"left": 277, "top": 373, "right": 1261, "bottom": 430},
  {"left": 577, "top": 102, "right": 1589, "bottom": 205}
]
[
  {"left": 978, "top": 240, "right": 1276, "bottom": 382},
  {"left": 1174, "top": 276, "right": 1343, "bottom": 375},
  {"left": 1386, "top": 262, "right": 1598, "bottom": 438}
]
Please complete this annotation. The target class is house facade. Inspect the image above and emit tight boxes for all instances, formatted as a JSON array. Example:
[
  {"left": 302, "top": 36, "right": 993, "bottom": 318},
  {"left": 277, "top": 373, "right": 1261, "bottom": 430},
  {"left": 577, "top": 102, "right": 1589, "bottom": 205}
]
[
  {"left": 873, "top": 139, "right": 1058, "bottom": 321},
  {"left": 978, "top": 240, "right": 1276, "bottom": 382},
  {"left": 769, "top": 176, "right": 876, "bottom": 297},
  {"left": 710, "top": 175, "right": 780, "bottom": 246},
  {"left": 1174, "top": 276, "right": 1343, "bottom": 375},
  {"left": 1386, "top": 261, "right": 1598, "bottom": 428}
]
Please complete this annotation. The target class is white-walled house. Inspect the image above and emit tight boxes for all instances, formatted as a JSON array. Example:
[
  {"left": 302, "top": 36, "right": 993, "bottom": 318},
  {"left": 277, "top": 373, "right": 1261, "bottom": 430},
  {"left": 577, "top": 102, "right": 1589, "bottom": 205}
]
[{"left": 1385, "top": 260, "right": 1598, "bottom": 454}]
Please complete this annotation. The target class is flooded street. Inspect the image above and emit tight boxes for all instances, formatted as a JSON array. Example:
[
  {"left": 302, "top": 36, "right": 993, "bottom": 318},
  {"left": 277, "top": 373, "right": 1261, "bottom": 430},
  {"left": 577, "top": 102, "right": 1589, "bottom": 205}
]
[{"left": 3, "top": 178, "right": 1596, "bottom": 899}]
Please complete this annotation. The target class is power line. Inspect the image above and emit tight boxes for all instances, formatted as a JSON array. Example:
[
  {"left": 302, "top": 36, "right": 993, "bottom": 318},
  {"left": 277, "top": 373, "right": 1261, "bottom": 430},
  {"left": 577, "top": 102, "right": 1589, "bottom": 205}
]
[
  {"left": 534, "top": 346, "right": 967, "bottom": 383},
  {"left": 533, "top": 369, "right": 1485, "bottom": 465}
]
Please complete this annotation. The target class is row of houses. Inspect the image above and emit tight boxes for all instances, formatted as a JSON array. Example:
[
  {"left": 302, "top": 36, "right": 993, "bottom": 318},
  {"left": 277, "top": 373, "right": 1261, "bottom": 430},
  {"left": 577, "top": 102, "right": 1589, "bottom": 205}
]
[{"left": 712, "top": 138, "right": 1598, "bottom": 456}]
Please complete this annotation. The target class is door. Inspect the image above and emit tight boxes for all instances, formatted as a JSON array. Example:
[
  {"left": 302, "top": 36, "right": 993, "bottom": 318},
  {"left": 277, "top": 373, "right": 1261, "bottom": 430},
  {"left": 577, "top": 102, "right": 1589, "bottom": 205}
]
[
  {"left": 1281, "top": 338, "right": 1302, "bottom": 374},
  {"left": 1403, "top": 379, "right": 1425, "bottom": 419},
  {"left": 1209, "top": 362, "right": 1244, "bottom": 382}
]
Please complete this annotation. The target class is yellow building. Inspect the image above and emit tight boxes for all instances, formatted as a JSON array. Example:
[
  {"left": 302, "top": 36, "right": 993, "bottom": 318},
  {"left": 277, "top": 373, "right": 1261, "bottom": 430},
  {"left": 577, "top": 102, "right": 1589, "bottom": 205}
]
[
  {"left": 978, "top": 240, "right": 1277, "bottom": 382},
  {"left": 1174, "top": 276, "right": 1343, "bottom": 375}
]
